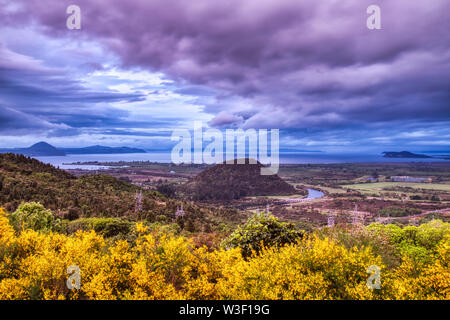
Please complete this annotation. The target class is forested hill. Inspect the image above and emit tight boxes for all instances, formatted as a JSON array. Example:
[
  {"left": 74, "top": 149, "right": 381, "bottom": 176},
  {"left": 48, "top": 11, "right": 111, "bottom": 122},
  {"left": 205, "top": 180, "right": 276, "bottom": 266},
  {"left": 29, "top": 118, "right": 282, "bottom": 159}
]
[
  {"left": 182, "top": 159, "right": 297, "bottom": 200},
  {"left": 0, "top": 153, "right": 168, "bottom": 219}
]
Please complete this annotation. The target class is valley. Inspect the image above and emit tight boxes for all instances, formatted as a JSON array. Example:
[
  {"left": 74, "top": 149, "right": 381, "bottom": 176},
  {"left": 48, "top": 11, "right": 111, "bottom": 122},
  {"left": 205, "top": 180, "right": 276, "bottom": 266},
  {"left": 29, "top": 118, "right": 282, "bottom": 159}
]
[{"left": 59, "top": 159, "right": 450, "bottom": 230}]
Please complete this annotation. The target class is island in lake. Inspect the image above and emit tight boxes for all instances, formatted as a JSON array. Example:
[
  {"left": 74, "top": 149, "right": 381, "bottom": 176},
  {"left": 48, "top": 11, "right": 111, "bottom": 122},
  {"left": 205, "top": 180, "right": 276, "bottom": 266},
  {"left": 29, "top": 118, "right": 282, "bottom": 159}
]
[{"left": 382, "top": 151, "right": 432, "bottom": 159}]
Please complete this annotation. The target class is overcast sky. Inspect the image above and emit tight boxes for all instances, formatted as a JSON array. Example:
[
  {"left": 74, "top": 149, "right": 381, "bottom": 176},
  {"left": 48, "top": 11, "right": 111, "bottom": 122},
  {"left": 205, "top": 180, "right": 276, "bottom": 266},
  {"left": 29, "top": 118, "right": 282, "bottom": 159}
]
[{"left": 0, "top": 0, "right": 449, "bottom": 153}]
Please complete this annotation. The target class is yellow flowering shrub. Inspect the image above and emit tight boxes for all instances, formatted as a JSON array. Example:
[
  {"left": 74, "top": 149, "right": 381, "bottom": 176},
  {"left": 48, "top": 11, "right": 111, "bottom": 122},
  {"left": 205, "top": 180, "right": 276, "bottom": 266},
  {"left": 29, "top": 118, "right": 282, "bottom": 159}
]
[
  {"left": 417, "top": 235, "right": 450, "bottom": 299},
  {"left": 0, "top": 226, "right": 105, "bottom": 300},
  {"left": 0, "top": 208, "right": 14, "bottom": 244},
  {"left": 135, "top": 222, "right": 148, "bottom": 234},
  {"left": 0, "top": 212, "right": 448, "bottom": 300},
  {"left": 215, "top": 235, "right": 384, "bottom": 300}
]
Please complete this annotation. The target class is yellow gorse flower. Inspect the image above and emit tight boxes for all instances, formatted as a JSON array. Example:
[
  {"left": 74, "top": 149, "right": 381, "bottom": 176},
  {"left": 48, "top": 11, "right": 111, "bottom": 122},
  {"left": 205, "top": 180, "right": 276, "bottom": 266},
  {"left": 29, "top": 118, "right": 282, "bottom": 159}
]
[
  {"left": 135, "top": 222, "right": 148, "bottom": 234},
  {"left": 0, "top": 208, "right": 448, "bottom": 300}
]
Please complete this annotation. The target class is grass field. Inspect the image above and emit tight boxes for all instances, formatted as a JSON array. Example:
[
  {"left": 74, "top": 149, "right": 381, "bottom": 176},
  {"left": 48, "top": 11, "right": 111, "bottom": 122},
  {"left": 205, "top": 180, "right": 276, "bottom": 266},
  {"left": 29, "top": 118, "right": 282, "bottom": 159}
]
[{"left": 342, "top": 182, "right": 450, "bottom": 192}]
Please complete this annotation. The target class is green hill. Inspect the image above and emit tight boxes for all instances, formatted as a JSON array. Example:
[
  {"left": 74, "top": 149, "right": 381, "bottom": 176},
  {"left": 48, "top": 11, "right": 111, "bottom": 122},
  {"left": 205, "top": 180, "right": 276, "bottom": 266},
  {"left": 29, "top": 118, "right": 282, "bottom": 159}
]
[{"left": 0, "top": 153, "right": 167, "bottom": 218}]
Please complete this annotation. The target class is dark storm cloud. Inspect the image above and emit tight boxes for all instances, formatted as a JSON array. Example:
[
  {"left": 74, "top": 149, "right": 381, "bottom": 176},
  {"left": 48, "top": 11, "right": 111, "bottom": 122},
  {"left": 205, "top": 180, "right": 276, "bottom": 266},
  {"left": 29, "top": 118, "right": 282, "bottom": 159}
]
[
  {"left": 174, "top": 86, "right": 215, "bottom": 97},
  {"left": 0, "top": 64, "right": 145, "bottom": 106},
  {"left": 0, "top": 105, "right": 70, "bottom": 135},
  {"left": 102, "top": 129, "right": 174, "bottom": 137},
  {"left": 5, "top": 0, "right": 448, "bottom": 130},
  {"left": 208, "top": 111, "right": 244, "bottom": 128},
  {"left": 1, "top": 0, "right": 449, "bottom": 150},
  {"left": 0, "top": 41, "right": 146, "bottom": 135}
]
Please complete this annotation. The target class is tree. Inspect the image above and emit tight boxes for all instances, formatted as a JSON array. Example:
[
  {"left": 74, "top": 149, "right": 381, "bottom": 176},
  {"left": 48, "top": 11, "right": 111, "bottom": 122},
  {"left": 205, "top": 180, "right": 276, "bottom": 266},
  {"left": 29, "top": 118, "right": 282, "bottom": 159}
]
[
  {"left": 222, "top": 212, "right": 302, "bottom": 257},
  {"left": 9, "top": 202, "right": 61, "bottom": 233},
  {"left": 156, "top": 184, "right": 176, "bottom": 198},
  {"left": 65, "top": 207, "right": 80, "bottom": 221}
]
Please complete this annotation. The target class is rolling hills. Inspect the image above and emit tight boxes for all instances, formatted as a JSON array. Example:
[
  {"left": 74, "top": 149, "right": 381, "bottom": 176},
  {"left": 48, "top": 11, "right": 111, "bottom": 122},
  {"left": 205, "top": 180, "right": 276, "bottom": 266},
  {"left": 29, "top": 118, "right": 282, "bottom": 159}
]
[
  {"left": 0, "top": 153, "right": 240, "bottom": 234},
  {"left": 0, "top": 153, "right": 159, "bottom": 217}
]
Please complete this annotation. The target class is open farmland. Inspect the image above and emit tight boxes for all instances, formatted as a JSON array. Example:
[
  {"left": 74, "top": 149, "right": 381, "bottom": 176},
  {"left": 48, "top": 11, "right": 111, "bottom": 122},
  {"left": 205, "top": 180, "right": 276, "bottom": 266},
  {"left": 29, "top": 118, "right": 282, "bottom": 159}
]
[{"left": 342, "top": 182, "right": 450, "bottom": 192}]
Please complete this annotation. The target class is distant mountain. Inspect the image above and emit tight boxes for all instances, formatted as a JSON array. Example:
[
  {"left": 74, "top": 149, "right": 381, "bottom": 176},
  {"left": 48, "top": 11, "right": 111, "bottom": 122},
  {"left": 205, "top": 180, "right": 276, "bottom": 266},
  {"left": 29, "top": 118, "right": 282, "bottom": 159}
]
[
  {"left": 26, "top": 142, "right": 67, "bottom": 156},
  {"left": 181, "top": 159, "right": 297, "bottom": 200},
  {"left": 0, "top": 142, "right": 66, "bottom": 156},
  {"left": 0, "top": 142, "right": 146, "bottom": 156},
  {"left": 382, "top": 151, "right": 432, "bottom": 159},
  {"left": 60, "top": 145, "right": 146, "bottom": 154}
]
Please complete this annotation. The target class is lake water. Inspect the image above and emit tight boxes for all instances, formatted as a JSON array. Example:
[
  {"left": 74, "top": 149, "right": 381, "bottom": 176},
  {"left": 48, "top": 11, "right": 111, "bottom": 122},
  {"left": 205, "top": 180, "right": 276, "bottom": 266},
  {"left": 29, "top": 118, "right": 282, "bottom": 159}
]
[
  {"left": 34, "top": 152, "right": 448, "bottom": 170},
  {"left": 306, "top": 188, "right": 325, "bottom": 200},
  {"left": 35, "top": 153, "right": 172, "bottom": 170}
]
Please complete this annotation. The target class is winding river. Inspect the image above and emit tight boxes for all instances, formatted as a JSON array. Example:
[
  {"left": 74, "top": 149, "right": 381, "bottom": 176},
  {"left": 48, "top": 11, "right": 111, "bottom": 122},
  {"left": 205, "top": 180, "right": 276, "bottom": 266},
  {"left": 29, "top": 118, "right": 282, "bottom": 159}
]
[
  {"left": 305, "top": 188, "right": 325, "bottom": 200},
  {"left": 280, "top": 188, "right": 325, "bottom": 204}
]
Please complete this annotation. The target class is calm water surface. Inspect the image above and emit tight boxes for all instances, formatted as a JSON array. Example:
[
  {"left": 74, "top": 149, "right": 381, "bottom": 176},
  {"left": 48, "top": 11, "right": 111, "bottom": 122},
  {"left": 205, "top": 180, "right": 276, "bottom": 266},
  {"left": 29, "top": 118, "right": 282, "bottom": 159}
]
[{"left": 35, "top": 152, "right": 447, "bottom": 170}]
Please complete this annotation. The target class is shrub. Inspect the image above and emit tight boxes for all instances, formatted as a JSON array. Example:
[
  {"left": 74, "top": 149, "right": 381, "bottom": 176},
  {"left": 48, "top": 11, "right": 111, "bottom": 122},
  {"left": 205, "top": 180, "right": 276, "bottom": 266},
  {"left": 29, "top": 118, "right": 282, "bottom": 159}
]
[
  {"left": 64, "top": 208, "right": 80, "bottom": 221},
  {"left": 366, "top": 220, "right": 449, "bottom": 267},
  {"left": 9, "top": 202, "right": 61, "bottom": 233},
  {"left": 67, "top": 217, "right": 132, "bottom": 237},
  {"left": 216, "top": 235, "right": 384, "bottom": 299},
  {"left": 146, "top": 222, "right": 181, "bottom": 236},
  {"left": 377, "top": 207, "right": 421, "bottom": 217},
  {"left": 156, "top": 184, "right": 176, "bottom": 198},
  {"left": 222, "top": 212, "right": 302, "bottom": 257},
  {"left": 0, "top": 211, "right": 449, "bottom": 300}
]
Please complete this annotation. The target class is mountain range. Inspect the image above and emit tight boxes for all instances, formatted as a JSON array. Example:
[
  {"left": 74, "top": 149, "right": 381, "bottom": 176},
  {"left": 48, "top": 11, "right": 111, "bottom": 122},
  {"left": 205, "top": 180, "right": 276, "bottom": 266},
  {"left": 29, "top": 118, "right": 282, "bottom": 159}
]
[{"left": 0, "top": 142, "right": 147, "bottom": 156}]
